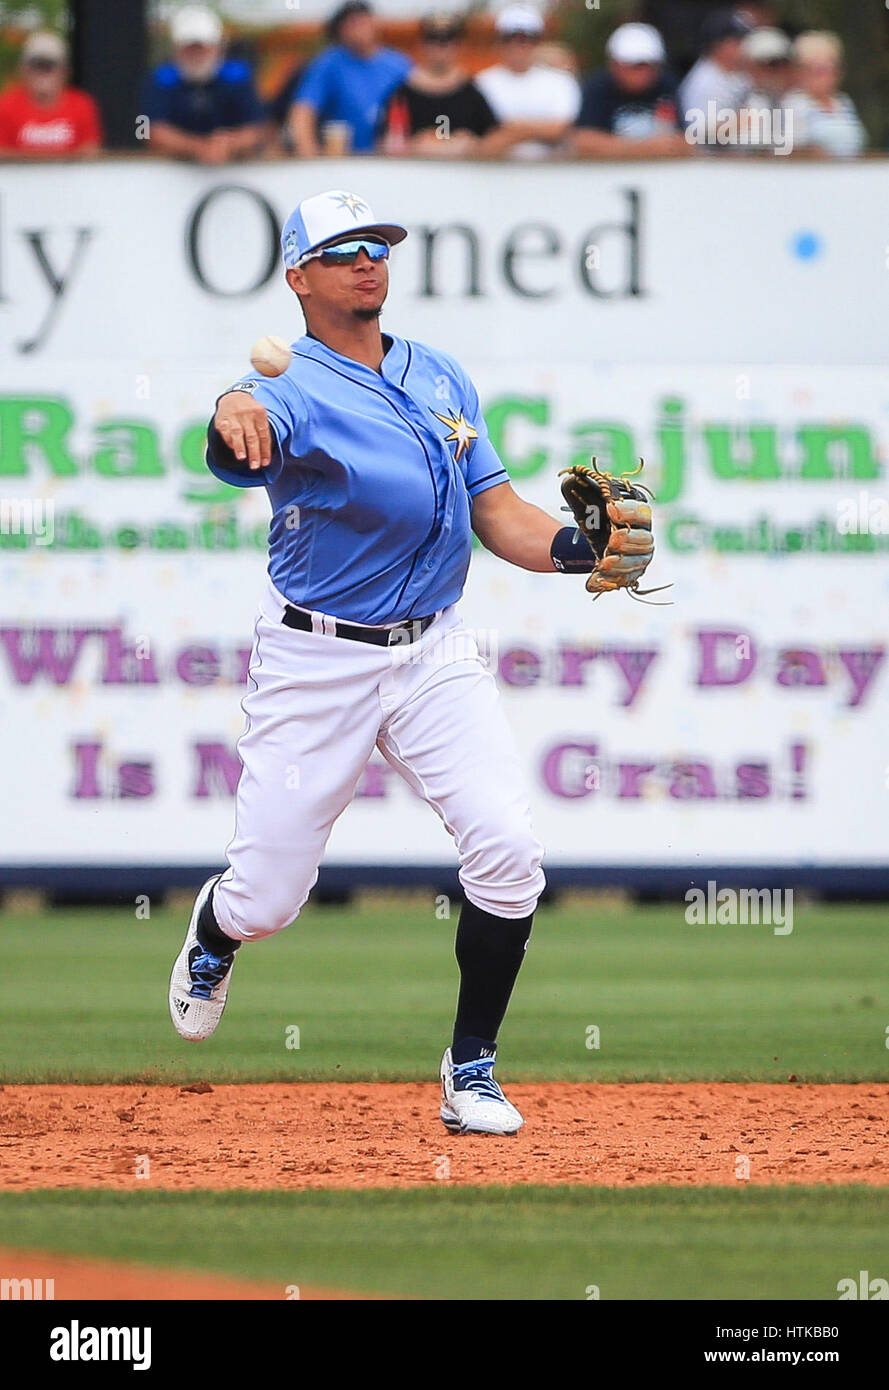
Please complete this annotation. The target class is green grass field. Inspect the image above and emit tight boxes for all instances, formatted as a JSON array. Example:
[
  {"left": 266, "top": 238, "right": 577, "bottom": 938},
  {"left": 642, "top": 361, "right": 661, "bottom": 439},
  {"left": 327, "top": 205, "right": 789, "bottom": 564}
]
[
  {"left": 1, "top": 1186, "right": 886, "bottom": 1301},
  {"left": 2, "top": 896, "right": 887, "bottom": 1300},
  {"left": 0, "top": 898, "right": 886, "bottom": 1083}
]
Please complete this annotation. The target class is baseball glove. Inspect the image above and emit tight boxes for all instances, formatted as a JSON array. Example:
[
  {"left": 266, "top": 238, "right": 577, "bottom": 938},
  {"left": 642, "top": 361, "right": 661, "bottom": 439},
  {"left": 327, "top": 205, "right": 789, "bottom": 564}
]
[{"left": 558, "top": 459, "right": 671, "bottom": 602}]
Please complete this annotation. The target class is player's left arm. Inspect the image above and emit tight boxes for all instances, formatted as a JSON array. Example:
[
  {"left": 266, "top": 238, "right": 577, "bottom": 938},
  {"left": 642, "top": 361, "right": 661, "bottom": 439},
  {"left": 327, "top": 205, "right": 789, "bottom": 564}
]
[
  {"left": 457, "top": 358, "right": 584, "bottom": 574},
  {"left": 471, "top": 480, "right": 563, "bottom": 572}
]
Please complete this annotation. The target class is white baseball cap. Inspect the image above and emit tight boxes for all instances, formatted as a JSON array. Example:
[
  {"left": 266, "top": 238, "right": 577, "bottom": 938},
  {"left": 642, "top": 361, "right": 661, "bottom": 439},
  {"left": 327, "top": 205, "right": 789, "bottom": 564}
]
[
  {"left": 495, "top": 5, "right": 544, "bottom": 37},
  {"left": 605, "top": 22, "right": 666, "bottom": 65},
  {"left": 742, "top": 27, "right": 792, "bottom": 63},
  {"left": 22, "top": 31, "right": 67, "bottom": 64},
  {"left": 281, "top": 190, "right": 407, "bottom": 270},
  {"left": 170, "top": 5, "right": 223, "bottom": 47}
]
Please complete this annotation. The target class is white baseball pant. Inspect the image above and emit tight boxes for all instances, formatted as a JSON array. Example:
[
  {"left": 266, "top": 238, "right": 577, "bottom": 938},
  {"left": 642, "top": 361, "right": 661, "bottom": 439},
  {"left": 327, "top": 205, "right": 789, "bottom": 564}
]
[{"left": 212, "top": 580, "right": 546, "bottom": 942}]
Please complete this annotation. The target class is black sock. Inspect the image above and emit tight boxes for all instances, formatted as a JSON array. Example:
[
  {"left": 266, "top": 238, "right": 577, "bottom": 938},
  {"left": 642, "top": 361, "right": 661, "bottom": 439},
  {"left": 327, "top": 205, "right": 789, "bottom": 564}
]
[
  {"left": 452, "top": 899, "right": 533, "bottom": 1052},
  {"left": 195, "top": 885, "right": 240, "bottom": 956}
]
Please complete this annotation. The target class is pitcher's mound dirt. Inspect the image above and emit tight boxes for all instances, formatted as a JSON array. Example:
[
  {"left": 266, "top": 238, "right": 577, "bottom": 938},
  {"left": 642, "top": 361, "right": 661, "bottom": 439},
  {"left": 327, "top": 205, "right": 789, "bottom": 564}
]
[
  {"left": 1, "top": 1083, "right": 888, "bottom": 1189},
  {"left": 0, "top": 1246, "right": 377, "bottom": 1300}
]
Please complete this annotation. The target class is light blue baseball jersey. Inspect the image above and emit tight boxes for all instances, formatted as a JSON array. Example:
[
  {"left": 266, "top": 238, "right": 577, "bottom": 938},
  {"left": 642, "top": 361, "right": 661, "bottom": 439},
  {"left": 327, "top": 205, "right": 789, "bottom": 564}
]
[{"left": 206, "top": 333, "right": 510, "bottom": 625}]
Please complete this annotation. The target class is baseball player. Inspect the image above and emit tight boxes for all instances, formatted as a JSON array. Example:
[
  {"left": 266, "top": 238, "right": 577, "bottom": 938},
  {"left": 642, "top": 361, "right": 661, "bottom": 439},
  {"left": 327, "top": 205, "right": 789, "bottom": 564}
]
[{"left": 168, "top": 189, "right": 656, "bottom": 1135}]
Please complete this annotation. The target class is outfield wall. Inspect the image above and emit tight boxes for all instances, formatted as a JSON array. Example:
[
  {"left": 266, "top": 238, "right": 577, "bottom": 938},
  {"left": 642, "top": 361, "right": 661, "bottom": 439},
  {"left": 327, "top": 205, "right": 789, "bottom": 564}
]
[{"left": 1, "top": 160, "right": 887, "bottom": 889}]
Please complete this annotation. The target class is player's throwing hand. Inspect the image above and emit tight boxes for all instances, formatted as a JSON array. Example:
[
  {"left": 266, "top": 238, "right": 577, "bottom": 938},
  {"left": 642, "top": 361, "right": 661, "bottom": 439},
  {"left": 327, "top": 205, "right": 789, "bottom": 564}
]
[{"left": 213, "top": 391, "right": 273, "bottom": 471}]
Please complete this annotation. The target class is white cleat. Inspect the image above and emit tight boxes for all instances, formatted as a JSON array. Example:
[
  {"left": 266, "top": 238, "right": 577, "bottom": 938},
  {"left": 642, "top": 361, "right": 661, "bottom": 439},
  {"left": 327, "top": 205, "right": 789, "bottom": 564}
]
[
  {"left": 169, "top": 875, "right": 237, "bottom": 1042},
  {"left": 440, "top": 1046, "right": 524, "bottom": 1136}
]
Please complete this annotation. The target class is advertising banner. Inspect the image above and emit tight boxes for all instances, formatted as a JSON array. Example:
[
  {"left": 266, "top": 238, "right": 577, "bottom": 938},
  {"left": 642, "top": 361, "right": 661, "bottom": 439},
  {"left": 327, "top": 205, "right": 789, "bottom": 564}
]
[{"left": 1, "top": 161, "right": 886, "bottom": 879}]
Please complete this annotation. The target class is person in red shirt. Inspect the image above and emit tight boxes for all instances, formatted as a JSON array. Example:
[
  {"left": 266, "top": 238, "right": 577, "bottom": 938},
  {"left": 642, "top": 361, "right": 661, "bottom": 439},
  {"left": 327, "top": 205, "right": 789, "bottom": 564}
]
[{"left": 0, "top": 31, "right": 103, "bottom": 157}]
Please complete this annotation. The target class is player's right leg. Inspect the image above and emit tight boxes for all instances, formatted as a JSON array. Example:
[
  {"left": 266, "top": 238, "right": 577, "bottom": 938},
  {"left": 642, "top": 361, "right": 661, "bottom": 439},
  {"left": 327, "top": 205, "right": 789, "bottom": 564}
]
[{"left": 169, "top": 593, "right": 387, "bottom": 1040}]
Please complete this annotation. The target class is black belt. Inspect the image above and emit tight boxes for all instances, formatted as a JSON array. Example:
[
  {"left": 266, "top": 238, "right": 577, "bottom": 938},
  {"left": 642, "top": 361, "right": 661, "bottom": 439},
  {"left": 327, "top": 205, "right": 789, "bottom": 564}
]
[{"left": 282, "top": 604, "right": 436, "bottom": 647}]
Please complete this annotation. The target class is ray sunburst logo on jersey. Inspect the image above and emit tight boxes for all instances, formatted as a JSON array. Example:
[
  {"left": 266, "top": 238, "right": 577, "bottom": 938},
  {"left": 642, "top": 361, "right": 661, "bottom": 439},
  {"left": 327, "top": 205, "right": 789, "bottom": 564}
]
[{"left": 432, "top": 410, "right": 478, "bottom": 461}]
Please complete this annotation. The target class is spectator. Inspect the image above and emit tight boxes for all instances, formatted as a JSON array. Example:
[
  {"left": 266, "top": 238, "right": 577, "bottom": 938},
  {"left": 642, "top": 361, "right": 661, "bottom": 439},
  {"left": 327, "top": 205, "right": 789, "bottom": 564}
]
[
  {"left": 0, "top": 31, "right": 102, "bottom": 157},
  {"left": 475, "top": 5, "right": 581, "bottom": 161},
  {"left": 679, "top": 9, "right": 752, "bottom": 130},
  {"left": 743, "top": 26, "right": 793, "bottom": 109},
  {"left": 290, "top": 2, "right": 410, "bottom": 156},
  {"left": 142, "top": 5, "right": 265, "bottom": 163},
  {"left": 571, "top": 23, "right": 688, "bottom": 160},
  {"left": 377, "top": 13, "right": 506, "bottom": 158},
  {"left": 736, "top": 25, "right": 793, "bottom": 154},
  {"left": 783, "top": 32, "right": 866, "bottom": 159}
]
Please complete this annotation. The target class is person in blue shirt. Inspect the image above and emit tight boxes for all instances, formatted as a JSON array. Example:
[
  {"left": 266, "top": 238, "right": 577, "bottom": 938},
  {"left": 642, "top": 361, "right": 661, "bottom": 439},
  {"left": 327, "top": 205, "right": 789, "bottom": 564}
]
[
  {"left": 168, "top": 188, "right": 603, "bottom": 1137},
  {"left": 289, "top": 1, "right": 410, "bottom": 155},
  {"left": 142, "top": 4, "right": 265, "bottom": 163}
]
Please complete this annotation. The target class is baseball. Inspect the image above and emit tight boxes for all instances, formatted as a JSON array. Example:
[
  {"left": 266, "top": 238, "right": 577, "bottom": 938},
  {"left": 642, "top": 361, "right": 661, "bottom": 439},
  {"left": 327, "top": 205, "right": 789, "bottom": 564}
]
[{"left": 250, "top": 334, "right": 292, "bottom": 377}]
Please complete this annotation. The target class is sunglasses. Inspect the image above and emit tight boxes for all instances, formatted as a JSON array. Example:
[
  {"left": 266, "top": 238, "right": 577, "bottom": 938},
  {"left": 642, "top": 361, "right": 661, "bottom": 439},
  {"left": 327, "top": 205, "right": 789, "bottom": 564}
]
[{"left": 300, "top": 239, "right": 390, "bottom": 267}]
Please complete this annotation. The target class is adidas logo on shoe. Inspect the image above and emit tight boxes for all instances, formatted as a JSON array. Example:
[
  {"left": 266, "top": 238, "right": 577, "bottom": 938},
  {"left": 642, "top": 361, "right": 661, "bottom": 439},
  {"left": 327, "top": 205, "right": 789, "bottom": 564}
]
[{"left": 174, "top": 999, "right": 190, "bottom": 1017}]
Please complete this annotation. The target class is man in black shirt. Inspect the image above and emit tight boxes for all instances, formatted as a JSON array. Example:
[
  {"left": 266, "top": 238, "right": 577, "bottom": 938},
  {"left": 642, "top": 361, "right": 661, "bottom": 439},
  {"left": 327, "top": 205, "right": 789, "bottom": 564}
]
[
  {"left": 570, "top": 20, "right": 689, "bottom": 160},
  {"left": 377, "top": 13, "right": 511, "bottom": 157},
  {"left": 141, "top": 4, "right": 265, "bottom": 163}
]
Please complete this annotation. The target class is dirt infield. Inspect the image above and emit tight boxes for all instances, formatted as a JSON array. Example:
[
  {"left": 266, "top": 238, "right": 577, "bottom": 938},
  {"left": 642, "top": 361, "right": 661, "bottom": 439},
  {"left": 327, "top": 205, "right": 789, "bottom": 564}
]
[
  {"left": 0, "top": 1246, "right": 376, "bottom": 1300},
  {"left": 1, "top": 1082, "right": 887, "bottom": 1189}
]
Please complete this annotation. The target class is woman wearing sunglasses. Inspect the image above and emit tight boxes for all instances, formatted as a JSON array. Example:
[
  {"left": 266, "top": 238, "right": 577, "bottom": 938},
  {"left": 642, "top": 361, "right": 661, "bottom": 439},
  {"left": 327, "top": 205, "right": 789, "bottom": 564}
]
[
  {"left": 376, "top": 12, "right": 506, "bottom": 159},
  {"left": 170, "top": 189, "right": 590, "bottom": 1138}
]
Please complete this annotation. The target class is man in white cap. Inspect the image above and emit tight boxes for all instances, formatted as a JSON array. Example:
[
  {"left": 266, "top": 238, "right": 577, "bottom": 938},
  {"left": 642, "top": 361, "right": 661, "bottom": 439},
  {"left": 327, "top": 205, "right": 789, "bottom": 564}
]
[
  {"left": 141, "top": 4, "right": 265, "bottom": 163},
  {"left": 571, "top": 22, "right": 688, "bottom": 159},
  {"left": 475, "top": 4, "right": 581, "bottom": 160},
  {"left": 743, "top": 26, "right": 793, "bottom": 111},
  {"left": 735, "top": 25, "right": 794, "bottom": 151},
  {"left": 0, "top": 31, "right": 102, "bottom": 156},
  {"left": 168, "top": 187, "right": 614, "bottom": 1136}
]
